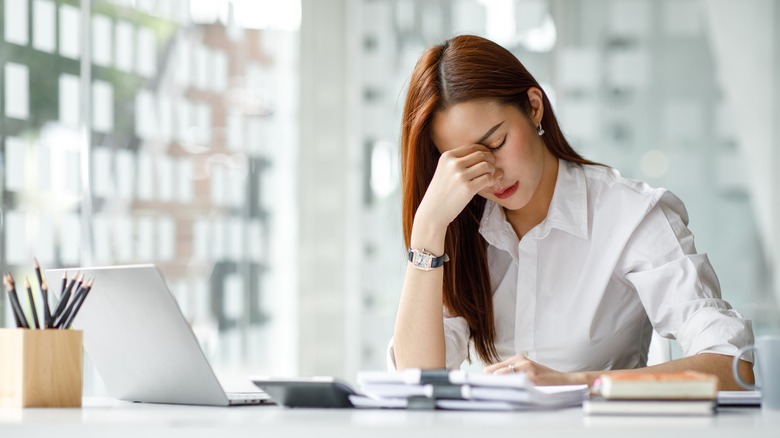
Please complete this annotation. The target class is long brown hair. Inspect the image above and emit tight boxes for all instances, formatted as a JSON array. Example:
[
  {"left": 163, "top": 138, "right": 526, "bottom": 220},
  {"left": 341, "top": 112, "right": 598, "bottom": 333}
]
[{"left": 400, "top": 35, "right": 596, "bottom": 364}]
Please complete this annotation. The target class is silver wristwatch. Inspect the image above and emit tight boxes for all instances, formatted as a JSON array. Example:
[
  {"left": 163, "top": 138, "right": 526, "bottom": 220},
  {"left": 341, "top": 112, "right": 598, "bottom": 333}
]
[{"left": 408, "top": 248, "right": 450, "bottom": 271}]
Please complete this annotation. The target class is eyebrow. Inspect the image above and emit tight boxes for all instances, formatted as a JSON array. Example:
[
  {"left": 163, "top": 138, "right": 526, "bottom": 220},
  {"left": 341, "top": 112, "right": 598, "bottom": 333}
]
[{"left": 475, "top": 122, "right": 504, "bottom": 144}]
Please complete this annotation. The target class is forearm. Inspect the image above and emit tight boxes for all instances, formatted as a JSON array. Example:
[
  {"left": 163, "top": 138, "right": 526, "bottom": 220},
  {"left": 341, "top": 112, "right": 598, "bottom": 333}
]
[
  {"left": 576, "top": 353, "right": 755, "bottom": 390},
  {"left": 392, "top": 221, "right": 448, "bottom": 370}
]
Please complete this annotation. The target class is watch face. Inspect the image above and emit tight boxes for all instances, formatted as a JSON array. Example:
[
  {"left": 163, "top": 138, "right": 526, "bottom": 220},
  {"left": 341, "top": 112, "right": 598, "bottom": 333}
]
[{"left": 413, "top": 251, "right": 431, "bottom": 269}]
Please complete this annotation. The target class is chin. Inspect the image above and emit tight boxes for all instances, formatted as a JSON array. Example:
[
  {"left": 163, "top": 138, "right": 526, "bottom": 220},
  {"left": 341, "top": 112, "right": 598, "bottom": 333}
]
[{"left": 494, "top": 195, "right": 531, "bottom": 211}]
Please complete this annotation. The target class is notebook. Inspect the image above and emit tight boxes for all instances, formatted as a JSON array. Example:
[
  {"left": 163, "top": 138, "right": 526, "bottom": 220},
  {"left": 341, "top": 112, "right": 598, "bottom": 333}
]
[{"left": 46, "top": 264, "right": 271, "bottom": 406}]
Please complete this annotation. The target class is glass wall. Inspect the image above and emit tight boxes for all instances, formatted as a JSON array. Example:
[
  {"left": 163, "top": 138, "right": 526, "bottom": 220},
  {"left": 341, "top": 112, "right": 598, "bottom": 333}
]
[{"left": 1, "top": 0, "right": 299, "bottom": 389}]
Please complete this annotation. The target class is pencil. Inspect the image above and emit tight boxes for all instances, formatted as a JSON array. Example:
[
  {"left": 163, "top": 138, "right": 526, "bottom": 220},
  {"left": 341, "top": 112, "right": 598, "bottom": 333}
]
[
  {"left": 52, "top": 273, "right": 79, "bottom": 322},
  {"left": 6, "top": 274, "right": 30, "bottom": 329},
  {"left": 4, "top": 275, "right": 24, "bottom": 328},
  {"left": 55, "top": 279, "right": 87, "bottom": 329},
  {"left": 60, "top": 272, "right": 67, "bottom": 301},
  {"left": 33, "top": 258, "right": 44, "bottom": 290},
  {"left": 25, "top": 278, "right": 40, "bottom": 329},
  {"left": 41, "top": 280, "right": 53, "bottom": 329},
  {"left": 63, "top": 279, "right": 93, "bottom": 329}
]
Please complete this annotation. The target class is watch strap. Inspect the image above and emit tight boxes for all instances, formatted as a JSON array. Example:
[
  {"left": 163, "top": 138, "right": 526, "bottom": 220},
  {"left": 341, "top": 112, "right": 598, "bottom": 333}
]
[{"left": 407, "top": 248, "right": 450, "bottom": 270}]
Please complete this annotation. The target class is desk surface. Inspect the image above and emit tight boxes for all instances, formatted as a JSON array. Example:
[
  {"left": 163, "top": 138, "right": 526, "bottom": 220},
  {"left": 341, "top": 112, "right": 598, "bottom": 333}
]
[{"left": 1, "top": 398, "right": 779, "bottom": 438}]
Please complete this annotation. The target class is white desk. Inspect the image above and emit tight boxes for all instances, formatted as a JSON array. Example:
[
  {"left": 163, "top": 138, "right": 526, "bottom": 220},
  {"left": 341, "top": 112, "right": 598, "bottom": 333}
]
[{"left": 1, "top": 398, "right": 778, "bottom": 438}]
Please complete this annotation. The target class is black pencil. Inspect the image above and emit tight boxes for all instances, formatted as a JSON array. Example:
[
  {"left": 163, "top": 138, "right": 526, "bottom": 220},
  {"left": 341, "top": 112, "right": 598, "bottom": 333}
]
[
  {"left": 6, "top": 274, "right": 30, "bottom": 329},
  {"left": 55, "top": 279, "right": 87, "bottom": 329},
  {"left": 25, "top": 278, "right": 40, "bottom": 329},
  {"left": 4, "top": 275, "right": 24, "bottom": 328},
  {"left": 52, "top": 273, "right": 79, "bottom": 322},
  {"left": 34, "top": 259, "right": 50, "bottom": 328},
  {"left": 41, "top": 280, "right": 53, "bottom": 329},
  {"left": 60, "top": 272, "right": 67, "bottom": 301},
  {"left": 63, "top": 279, "right": 93, "bottom": 329},
  {"left": 33, "top": 258, "right": 44, "bottom": 290}
]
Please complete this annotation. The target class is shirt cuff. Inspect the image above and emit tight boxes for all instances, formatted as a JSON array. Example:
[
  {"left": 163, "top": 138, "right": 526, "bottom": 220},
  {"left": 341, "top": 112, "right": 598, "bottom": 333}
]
[{"left": 677, "top": 307, "right": 754, "bottom": 363}]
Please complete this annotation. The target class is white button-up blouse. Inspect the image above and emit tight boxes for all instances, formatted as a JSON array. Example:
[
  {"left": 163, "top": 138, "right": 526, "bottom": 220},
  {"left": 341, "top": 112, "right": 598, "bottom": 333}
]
[{"left": 389, "top": 159, "right": 754, "bottom": 371}]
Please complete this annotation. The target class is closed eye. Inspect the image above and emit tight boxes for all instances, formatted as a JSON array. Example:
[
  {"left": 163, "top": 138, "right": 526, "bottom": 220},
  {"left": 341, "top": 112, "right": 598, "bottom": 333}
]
[{"left": 490, "top": 135, "right": 507, "bottom": 151}]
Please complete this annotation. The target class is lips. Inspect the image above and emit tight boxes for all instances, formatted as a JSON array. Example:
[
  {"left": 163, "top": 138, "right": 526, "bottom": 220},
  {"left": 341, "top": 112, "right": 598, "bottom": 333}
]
[{"left": 494, "top": 181, "right": 519, "bottom": 199}]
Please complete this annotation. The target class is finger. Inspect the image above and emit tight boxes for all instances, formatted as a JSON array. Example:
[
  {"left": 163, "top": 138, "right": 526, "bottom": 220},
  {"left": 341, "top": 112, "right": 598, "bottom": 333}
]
[
  {"left": 468, "top": 171, "right": 503, "bottom": 192},
  {"left": 444, "top": 143, "right": 491, "bottom": 158},
  {"left": 484, "top": 354, "right": 529, "bottom": 374},
  {"left": 455, "top": 150, "right": 495, "bottom": 168},
  {"left": 484, "top": 361, "right": 509, "bottom": 373},
  {"left": 458, "top": 161, "right": 496, "bottom": 182},
  {"left": 438, "top": 151, "right": 494, "bottom": 177}
]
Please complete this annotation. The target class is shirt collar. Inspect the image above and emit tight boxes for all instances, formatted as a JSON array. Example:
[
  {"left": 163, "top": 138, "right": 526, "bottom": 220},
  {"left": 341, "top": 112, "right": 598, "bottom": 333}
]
[
  {"left": 542, "top": 159, "right": 589, "bottom": 240},
  {"left": 479, "top": 159, "right": 589, "bottom": 246}
]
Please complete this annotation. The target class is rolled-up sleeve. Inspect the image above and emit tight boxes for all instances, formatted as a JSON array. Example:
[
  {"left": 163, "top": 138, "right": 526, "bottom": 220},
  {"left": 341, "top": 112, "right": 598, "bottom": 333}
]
[
  {"left": 622, "top": 192, "right": 754, "bottom": 361},
  {"left": 386, "top": 307, "right": 471, "bottom": 371}
]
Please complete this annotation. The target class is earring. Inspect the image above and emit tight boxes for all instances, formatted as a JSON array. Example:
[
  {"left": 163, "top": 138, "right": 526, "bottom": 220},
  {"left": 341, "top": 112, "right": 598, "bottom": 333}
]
[{"left": 537, "top": 124, "right": 545, "bottom": 136}]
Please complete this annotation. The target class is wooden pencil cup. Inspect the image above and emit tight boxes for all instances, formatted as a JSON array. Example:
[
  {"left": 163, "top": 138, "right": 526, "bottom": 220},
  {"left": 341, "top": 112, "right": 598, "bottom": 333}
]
[{"left": 0, "top": 329, "right": 83, "bottom": 408}]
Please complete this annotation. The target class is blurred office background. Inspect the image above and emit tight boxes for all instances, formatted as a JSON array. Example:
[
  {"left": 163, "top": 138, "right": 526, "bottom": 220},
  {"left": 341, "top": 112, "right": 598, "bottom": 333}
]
[{"left": 1, "top": 0, "right": 779, "bottom": 389}]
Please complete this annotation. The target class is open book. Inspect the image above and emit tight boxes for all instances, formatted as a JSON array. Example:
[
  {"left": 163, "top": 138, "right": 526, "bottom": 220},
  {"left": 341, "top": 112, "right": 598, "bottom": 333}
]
[{"left": 351, "top": 369, "right": 588, "bottom": 411}]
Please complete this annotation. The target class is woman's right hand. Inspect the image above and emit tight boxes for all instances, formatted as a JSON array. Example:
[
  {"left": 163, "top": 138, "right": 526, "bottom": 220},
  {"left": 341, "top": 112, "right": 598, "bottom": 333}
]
[{"left": 414, "top": 144, "right": 503, "bottom": 231}]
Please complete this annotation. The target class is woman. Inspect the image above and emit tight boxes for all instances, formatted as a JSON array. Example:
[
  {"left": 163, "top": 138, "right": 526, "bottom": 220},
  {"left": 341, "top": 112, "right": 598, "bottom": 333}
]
[{"left": 390, "top": 35, "right": 754, "bottom": 389}]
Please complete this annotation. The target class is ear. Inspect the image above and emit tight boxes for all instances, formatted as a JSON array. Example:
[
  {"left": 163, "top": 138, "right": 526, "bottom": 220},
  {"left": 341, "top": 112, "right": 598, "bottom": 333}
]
[{"left": 526, "top": 87, "right": 544, "bottom": 126}]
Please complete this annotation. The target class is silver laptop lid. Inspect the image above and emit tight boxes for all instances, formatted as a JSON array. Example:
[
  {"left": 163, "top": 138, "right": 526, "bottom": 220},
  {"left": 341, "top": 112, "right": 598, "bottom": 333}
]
[{"left": 47, "top": 264, "right": 230, "bottom": 406}]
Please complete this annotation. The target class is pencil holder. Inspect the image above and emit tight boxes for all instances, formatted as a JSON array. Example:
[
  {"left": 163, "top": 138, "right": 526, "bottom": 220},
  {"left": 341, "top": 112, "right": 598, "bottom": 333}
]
[{"left": 0, "top": 329, "right": 83, "bottom": 407}]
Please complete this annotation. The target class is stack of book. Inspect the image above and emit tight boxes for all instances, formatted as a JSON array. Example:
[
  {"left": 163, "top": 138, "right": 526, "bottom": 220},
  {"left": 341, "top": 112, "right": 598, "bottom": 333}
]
[
  {"left": 350, "top": 369, "right": 588, "bottom": 411},
  {"left": 583, "top": 371, "right": 719, "bottom": 416}
]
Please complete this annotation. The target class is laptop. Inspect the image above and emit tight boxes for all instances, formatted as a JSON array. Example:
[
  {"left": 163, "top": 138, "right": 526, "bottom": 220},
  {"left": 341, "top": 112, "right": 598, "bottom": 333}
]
[{"left": 47, "top": 264, "right": 271, "bottom": 406}]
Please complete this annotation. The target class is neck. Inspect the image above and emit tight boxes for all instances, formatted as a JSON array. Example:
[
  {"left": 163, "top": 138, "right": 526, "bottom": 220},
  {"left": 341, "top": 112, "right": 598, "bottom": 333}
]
[{"left": 505, "top": 150, "right": 559, "bottom": 239}]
